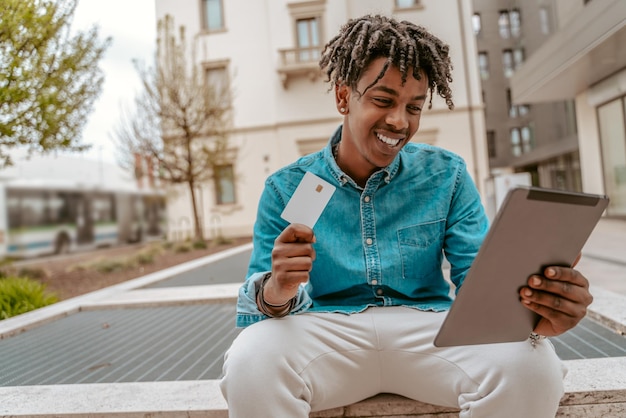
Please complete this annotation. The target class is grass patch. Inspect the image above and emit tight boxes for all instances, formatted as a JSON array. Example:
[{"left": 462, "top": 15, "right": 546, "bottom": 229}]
[
  {"left": 67, "top": 243, "right": 168, "bottom": 274},
  {"left": 192, "top": 240, "right": 208, "bottom": 250},
  {"left": 173, "top": 242, "right": 193, "bottom": 253},
  {"left": 68, "top": 256, "right": 136, "bottom": 274},
  {"left": 0, "top": 277, "right": 58, "bottom": 320},
  {"left": 213, "top": 235, "right": 233, "bottom": 246},
  {"left": 134, "top": 243, "right": 165, "bottom": 265},
  {"left": 17, "top": 266, "right": 49, "bottom": 279}
]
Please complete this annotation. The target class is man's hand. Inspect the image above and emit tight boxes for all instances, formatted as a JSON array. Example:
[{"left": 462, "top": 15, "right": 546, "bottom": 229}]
[
  {"left": 519, "top": 254, "right": 593, "bottom": 337},
  {"left": 263, "top": 223, "right": 316, "bottom": 305}
]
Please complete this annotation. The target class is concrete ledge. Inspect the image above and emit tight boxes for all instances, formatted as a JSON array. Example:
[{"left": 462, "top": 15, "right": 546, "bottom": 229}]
[
  {"left": 0, "top": 380, "right": 227, "bottom": 418},
  {"left": 80, "top": 283, "right": 240, "bottom": 310},
  {"left": 1, "top": 357, "right": 625, "bottom": 417}
]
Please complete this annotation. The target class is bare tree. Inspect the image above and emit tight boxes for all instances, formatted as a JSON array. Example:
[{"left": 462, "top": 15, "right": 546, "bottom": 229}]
[{"left": 115, "top": 15, "right": 233, "bottom": 242}]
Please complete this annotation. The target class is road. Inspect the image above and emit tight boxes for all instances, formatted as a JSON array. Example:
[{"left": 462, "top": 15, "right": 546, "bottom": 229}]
[{"left": 145, "top": 248, "right": 253, "bottom": 288}]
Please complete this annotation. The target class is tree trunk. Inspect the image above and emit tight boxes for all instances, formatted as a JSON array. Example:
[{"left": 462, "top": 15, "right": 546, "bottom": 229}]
[{"left": 188, "top": 180, "right": 204, "bottom": 241}]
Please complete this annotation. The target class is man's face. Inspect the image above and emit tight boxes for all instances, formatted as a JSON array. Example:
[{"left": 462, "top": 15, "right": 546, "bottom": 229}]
[{"left": 336, "top": 57, "right": 429, "bottom": 185}]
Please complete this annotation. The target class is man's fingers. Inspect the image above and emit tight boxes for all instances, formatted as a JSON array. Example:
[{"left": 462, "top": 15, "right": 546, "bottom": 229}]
[
  {"left": 276, "top": 223, "right": 316, "bottom": 244},
  {"left": 273, "top": 255, "right": 314, "bottom": 274},
  {"left": 542, "top": 266, "right": 589, "bottom": 288},
  {"left": 527, "top": 269, "right": 592, "bottom": 306},
  {"left": 272, "top": 237, "right": 316, "bottom": 262},
  {"left": 271, "top": 224, "right": 317, "bottom": 290},
  {"left": 521, "top": 287, "right": 587, "bottom": 318},
  {"left": 521, "top": 266, "right": 593, "bottom": 337}
]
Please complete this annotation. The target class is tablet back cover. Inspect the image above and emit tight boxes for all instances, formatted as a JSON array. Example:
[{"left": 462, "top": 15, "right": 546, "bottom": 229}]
[{"left": 434, "top": 186, "right": 609, "bottom": 347}]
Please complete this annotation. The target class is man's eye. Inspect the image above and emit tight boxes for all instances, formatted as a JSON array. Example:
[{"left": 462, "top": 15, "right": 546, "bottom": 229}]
[
  {"left": 408, "top": 105, "right": 422, "bottom": 113},
  {"left": 373, "top": 98, "right": 392, "bottom": 106}
]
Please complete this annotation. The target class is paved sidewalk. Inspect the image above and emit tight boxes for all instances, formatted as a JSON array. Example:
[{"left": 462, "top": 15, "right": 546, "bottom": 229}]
[{"left": 578, "top": 218, "right": 626, "bottom": 296}]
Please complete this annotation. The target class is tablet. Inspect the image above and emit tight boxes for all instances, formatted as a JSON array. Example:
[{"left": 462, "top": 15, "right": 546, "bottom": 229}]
[{"left": 433, "top": 186, "right": 609, "bottom": 347}]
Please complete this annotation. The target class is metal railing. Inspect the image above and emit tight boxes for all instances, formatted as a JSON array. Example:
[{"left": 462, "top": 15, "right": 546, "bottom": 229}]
[{"left": 278, "top": 46, "right": 322, "bottom": 67}]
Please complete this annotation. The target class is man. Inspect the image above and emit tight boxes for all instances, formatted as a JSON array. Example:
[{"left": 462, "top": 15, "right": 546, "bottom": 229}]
[{"left": 220, "top": 15, "right": 592, "bottom": 417}]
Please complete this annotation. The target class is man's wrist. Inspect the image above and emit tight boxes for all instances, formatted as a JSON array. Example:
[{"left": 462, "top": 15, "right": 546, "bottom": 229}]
[{"left": 257, "top": 273, "right": 296, "bottom": 318}]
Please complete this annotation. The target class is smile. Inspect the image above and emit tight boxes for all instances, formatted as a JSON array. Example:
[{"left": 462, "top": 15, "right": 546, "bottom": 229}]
[{"left": 376, "top": 132, "right": 402, "bottom": 147}]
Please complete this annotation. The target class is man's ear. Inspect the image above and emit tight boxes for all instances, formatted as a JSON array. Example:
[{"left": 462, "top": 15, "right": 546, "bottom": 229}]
[{"left": 335, "top": 83, "right": 349, "bottom": 114}]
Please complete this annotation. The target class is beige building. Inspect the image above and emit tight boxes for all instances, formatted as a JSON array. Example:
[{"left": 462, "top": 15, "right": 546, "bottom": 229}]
[
  {"left": 472, "top": 0, "right": 581, "bottom": 193},
  {"left": 511, "top": 0, "right": 626, "bottom": 219},
  {"left": 155, "top": 0, "right": 490, "bottom": 239}
]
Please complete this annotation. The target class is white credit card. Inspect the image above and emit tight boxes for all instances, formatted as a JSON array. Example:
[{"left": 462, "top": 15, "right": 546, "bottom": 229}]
[{"left": 280, "top": 171, "right": 336, "bottom": 229}]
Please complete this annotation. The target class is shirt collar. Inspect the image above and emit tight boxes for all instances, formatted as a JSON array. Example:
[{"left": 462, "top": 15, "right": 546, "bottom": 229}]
[{"left": 324, "top": 125, "right": 400, "bottom": 187}]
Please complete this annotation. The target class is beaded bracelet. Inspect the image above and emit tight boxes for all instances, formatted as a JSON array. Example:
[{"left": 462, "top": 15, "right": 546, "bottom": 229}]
[
  {"left": 257, "top": 273, "right": 297, "bottom": 318},
  {"left": 529, "top": 332, "right": 546, "bottom": 347}
]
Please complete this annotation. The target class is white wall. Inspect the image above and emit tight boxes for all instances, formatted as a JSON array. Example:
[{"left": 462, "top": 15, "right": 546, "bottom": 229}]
[
  {"left": 155, "top": 0, "right": 490, "bottom": 239},
  {"left": 578, "top": 68, "right": 626, "bottom": 197}
]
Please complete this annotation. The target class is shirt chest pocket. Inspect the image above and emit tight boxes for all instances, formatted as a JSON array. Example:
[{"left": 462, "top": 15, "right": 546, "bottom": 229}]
[{"left": 397, "top": 220, "right": 445, "bottom": 280}]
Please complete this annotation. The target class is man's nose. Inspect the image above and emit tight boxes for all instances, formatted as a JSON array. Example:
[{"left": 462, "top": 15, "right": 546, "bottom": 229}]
[{"left": 385, "top": 106, "right": 409, "bottom": 130}]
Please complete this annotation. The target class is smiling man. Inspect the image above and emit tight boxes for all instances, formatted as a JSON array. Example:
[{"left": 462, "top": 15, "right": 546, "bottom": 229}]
[
  {"left": 220, "top": 14, "right": 593, "bottom": 418},
  {"left": 334, "top": 56, "right": 429, "bottom": 186}
]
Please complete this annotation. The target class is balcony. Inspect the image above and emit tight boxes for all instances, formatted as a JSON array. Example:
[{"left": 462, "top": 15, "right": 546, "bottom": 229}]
[{"left": 277, "top": 45, "right": 323, "bottom": 88}]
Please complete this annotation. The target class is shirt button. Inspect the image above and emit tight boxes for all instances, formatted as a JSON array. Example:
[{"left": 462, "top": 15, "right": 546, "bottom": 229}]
[
  {"left": 364, "top": 196, "right": 370, "bottom": 202},
  {"left": 371, "top": 279, "right": 378, "bottom": 285},
  {"left": 376, "top": 289, "right": 383, "bottom": 296},
  {"left": 366, "top": 238, "right": 373, "bottom": 245}
]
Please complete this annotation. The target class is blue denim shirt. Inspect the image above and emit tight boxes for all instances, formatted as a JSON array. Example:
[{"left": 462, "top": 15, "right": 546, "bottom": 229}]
[{"left": 236, "top": 126, "right": 489, "bottom": 327}]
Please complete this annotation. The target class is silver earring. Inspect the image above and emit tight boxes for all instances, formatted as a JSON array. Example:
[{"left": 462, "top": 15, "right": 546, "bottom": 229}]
[{"left": 340, "top": 107, "right": 346, "bottom": 113}]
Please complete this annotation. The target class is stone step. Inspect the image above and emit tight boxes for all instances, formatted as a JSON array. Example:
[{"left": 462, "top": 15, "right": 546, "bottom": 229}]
[{"left": 1, "top": 357, "right": 624, "bottom": 417}]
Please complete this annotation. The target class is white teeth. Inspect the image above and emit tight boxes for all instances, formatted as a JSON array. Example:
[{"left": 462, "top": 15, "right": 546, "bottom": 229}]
[{"left": 376, "top": 133, "right": 401, "bottom": 147}]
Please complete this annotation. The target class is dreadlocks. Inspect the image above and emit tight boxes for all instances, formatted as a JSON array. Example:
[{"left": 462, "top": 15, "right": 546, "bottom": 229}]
[{"left": 319, "top": 14, "right": 454, "bottom": 110}]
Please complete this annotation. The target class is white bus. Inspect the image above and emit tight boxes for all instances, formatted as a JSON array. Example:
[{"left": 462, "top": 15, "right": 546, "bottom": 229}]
[{"left": 0, "top": 181, "right": 166, "bottom": 259}]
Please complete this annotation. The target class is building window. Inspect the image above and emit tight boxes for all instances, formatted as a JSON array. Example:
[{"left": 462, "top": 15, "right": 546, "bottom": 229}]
[
  {"left": 564, "top": 100, "right": 578, "bottom": 136},
  {"left": 204, "top": 64, "right": 231, "bottom": 108},
  {"left": 395, "top": 0, "right": 421, "bottom": 9},
  {"left": 280, "top": 0, "right": 325, "bottom": 88},
  {"left": 202, "top": 0, "right": 224, "bottom": 31},
  {"left": 521, "top": 125, "right": 534, "bottom": 153},
  {"left": 214, "top": 164, "right": 236, "bottom": 205},
  {"left": 507, "top": 89, "right": 530, "bottom": 118},
  {"left": 510, "top": 9, "right": 521, "bottom": 38},
  {"left": 507, "top": 89, "right": 517, "bottom": 118},
  {"left": 518, "top": 104, "right": 530, "bottom": 116},
  {"left": 513, "top": 48, "right": 525, "bottom": 70},
  {"left": 511, "top": 128, "right": 522, "bottom": 157},
  {"left": 502, "top": 49, "right": 514, "bottom": 78},
  {"left": 296, "top": 17, "right": 321, "bottom": 62},
  {"left": 539, "top": 7, "right": 551, "bottom": 35},
  {"left": 472, "top": 13, "right": 482, "bottom": 35},
  {"left": 487, "top": 130, "right": 497, "bottom": 158},
  {"left": 478, "top": 52, "right": 489, "bottom": 80},
  {"left": 498, "top": 10, "right": 511, "bottom": 39}
]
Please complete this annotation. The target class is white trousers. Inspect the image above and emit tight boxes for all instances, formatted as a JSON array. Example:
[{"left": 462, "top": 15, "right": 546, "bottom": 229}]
[{"left": 220, "top": 307, "right": 566, "bottom": 418}]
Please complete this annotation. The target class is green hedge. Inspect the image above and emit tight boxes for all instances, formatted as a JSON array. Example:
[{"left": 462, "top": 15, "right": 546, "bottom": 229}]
[{"left": 0, "top": 277, "right": 58, "bottom": 320}]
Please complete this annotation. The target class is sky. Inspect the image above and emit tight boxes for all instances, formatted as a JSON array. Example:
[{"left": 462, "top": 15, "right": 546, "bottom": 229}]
[{"left": 70, "top": 0, "right": 157, "bottom": 164}]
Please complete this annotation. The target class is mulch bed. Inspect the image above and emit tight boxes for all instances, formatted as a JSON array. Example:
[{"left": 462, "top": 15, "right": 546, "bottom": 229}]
[{"left": 7, "top": 237, "right": 252, "bottom": 301}]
